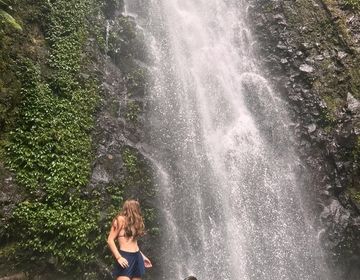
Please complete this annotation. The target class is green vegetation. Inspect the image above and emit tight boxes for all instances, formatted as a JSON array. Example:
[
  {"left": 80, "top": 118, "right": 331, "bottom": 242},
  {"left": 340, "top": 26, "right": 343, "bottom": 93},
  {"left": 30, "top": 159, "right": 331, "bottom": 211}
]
[
  {"left": 349, "top": 188, "right": 360, "bottom": 203},
  {"left": 350, "top": 66, "right": 360, "bottom": 99},
  {"left": 7, "top": 61, "right": 97, "bottom": 198},
  {"left": 0, "top": 10, "right": 21, "bottom": 30},
  {"left": 126, "top": 100, "right": 141, "bottom": 122},
  {"left": 344, "top": 0, "right": 360, "bottom": 10},
  {"left": 13, "top": 199, "right": 100, "bottom": 268},
  {"left": 125, "top": 68, "right": 147, "bottom": 96},
  {"left": 0, "top": 1, "right": 22, "bottom": 30},
  {"left": 0, "top": 0, "right": 155, "bottom": 277},
  {"left": 122, "top": 148, "right": 139, "bottom": 175},
  {"left": 121, "top": 147, "right": 158, "bottom": 230},
  {"left": 4, "top": 0, "right": 101, "bottom": 273}
]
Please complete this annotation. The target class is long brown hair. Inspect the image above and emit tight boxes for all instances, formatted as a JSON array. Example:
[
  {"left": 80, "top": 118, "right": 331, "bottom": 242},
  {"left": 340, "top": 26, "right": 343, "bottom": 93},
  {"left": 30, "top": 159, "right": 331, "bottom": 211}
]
[{"left": 119, "top": 199, "right": 145, "bottom": 239}]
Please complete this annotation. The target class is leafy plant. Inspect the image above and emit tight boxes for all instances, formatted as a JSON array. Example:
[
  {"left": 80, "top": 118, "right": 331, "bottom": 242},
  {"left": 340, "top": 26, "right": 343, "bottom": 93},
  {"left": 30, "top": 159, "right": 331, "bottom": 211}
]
[
  {"left": 344, "top": 0, "right": 360, "bottom": 10},
  {"left": 0, "top": 1, "right": 22, "bottom": 30},
  {"left": 5, "top": 0, "right": 100, "bottom": 272}
]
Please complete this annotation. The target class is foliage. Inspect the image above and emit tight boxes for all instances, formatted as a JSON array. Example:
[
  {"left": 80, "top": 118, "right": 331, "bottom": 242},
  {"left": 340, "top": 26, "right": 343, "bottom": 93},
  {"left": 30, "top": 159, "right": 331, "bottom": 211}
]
[
  {"left": 126, "top": 100, "right": 141, "bottom": 122},
  {"left": 0, "top": 10, "right": 22, "bottom": 30},
  {"left": 12, "top": 199, "right": 100, "bottom": 269},
  {"left": 5, "top": 0, "right": 100, "bottom": 272},
  {"left": 125, "top": 67, "right": 147, "bottom": 95},
  {"left": 349, "top": 189, "right": 360, "bottom": 203},
  {"left": 122, "top": 148, "right": 140, "bottom": 176},
  {"left": 1, "top": 0, "right": 158, "bottom": 276},
  {"left": 344, "top": 0, "right": 360, "bottom": 10},
  {"left": 0, "top": 1, "right": 22, "bottom": 30},
  {"left": 121, "top": 147, "right": 157, "bottom": 231},
  {"left": 7, "top": 61, "right": 97, "bottom": 199}
]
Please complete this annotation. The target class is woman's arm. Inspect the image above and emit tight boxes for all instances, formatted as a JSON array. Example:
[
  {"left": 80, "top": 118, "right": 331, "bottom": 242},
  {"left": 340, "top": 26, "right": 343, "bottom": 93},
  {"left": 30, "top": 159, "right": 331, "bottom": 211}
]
[
  {"left": 107, "top": 216, "right": 128, "bottom": 267},
  {"left": 140, "top": 251, "right": 152, "bottom": 268}
]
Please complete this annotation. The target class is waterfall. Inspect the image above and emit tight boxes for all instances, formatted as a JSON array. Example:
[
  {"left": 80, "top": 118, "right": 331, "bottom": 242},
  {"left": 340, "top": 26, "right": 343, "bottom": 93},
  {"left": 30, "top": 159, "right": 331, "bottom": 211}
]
[{"left": 124, "top": 1, "right": 332, "bottom": 279}]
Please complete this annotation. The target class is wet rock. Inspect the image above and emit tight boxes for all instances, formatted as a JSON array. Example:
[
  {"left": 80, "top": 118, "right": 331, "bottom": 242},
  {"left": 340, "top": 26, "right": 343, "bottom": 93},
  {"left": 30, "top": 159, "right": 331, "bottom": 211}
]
[
  {"left": 299, "top": 64, "right": 314, "bottom": 73},
  {"left": 91, "top": 165, "right": 111, "bottom": 184},
  {"left": 238, "top": 1, "right": 360, "bottom": 277},
  {"left": 300, "top": 42, "right": 312, "bottom": 50},
  {"left": 305, "top": 57, "right": 315, "bottom": 64},
  {"left": 296, "top": 50, "right": 304, "bottom": 57},
  {"left": 314, "top": 55, "right": 324, "bottom": 61},
  {"left": 276, "top": 41, "right": 287, "bottom": 50},
  {"left": 273, "top": 14, "right": 287, "bottom": 26},
  {"left": 321, "top": 199, "right": 350, "bottom": 229},
  {"left": 0, "top": 272, "right": 27, "bottom": 280},
  {"left": 0, "top": 167, "right": 24, "bottom": 241},
  {"left": 337, "top": 51, "right": 348, "bottom": 60},
  {"left": 307, "top": 123, "right": 317, "bottom": 133},
  {"left": 347, "top": 93, "right": 360, "bottom": 115}
]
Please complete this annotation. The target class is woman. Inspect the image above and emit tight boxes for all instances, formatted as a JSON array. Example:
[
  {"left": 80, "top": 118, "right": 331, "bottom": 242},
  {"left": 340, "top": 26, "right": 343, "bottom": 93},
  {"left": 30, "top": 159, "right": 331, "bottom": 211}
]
[{"left": 107, "top": 199, "right": 152, "bottom": 280}]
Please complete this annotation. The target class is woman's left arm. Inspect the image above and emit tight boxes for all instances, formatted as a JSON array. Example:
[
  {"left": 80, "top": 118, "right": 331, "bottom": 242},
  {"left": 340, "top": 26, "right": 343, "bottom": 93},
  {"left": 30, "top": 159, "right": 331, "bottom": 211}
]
[{"left": 140, "top": 251, "right": 152, "bottom": 268}]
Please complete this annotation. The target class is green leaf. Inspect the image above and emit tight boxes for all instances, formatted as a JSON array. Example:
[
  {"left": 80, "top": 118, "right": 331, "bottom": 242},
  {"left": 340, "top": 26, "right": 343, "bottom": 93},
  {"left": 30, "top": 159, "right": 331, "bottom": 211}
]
[{"left": 0, "top": 10, "right": 22, "bottom": 30}]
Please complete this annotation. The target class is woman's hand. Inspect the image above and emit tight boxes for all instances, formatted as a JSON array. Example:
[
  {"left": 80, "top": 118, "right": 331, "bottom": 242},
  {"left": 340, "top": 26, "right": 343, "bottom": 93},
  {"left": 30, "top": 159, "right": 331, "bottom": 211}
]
[
  {"left": 143, "top": 256, "right": 152, "bottom": 268},
  {"left": 117, "top": 256, "right": 129, "bottom": 268}
]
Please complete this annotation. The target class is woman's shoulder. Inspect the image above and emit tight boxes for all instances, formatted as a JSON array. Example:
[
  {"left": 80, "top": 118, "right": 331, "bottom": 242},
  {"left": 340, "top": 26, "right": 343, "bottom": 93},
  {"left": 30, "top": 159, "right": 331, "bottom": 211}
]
[
  {"left": 112, "top": 215, "right": 126, "bottom": 228},
  {"left": 116, "top": 215, "right": 125, "bottom": 221}
]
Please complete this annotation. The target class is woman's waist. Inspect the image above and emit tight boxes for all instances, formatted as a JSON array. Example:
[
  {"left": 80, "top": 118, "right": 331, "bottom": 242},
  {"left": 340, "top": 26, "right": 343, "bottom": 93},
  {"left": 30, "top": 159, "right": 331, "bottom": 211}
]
[
  {"left": 119, "top": 243, "right": 139, "bottom": 253},
  {"left": 119, "top": 248, "right": 140, "bottom": 255}
]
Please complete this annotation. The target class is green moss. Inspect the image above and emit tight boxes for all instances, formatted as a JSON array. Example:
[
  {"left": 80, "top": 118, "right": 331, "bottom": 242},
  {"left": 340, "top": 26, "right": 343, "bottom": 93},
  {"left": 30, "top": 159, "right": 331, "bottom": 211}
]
[
  {"left": 353, "top": 136, "right": 360, "bottom": 162},
  {"left": 350, "top": 66, "right": 360, "bottom": 98},
  {"left": 0, "top": 243, "right": 17, "bottom": 259},
  {"left": 349, "top": 188, "right": 360, "bottom": 203}
]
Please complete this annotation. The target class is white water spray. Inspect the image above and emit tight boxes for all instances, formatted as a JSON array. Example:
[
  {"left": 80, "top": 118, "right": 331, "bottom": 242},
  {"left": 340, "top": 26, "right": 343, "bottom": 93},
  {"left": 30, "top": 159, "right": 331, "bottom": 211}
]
[{"left": 124, "top": 1, "right": 331, "bottom": 279}]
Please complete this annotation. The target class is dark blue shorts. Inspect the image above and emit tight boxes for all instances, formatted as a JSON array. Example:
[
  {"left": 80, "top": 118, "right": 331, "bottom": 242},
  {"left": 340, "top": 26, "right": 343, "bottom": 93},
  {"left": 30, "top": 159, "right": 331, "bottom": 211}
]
[{"left": 113, "top": 250, "right": 145, "bottom": 278}]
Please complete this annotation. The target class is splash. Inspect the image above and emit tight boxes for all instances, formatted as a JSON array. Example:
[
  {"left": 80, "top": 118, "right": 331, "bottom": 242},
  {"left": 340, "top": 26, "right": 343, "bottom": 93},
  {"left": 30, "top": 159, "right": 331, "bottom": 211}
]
[{"left": 124, "top": 1, "right": 331, "bottom": 279}]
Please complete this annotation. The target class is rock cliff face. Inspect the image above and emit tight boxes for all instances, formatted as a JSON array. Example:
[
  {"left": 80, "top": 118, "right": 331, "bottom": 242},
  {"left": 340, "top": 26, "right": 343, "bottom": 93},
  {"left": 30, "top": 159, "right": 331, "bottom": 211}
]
[
  {"left": 0, "top": 0, "right": 359, "bottom": 279},
  {"left": 249, "top": 0, "right": 360, "bottom": 278},
  {"left": 88, "top": 3, "right": 161, "bottom": 279},
  {"left": 0, "top": 0, "right": 159, "bottom": 279}
]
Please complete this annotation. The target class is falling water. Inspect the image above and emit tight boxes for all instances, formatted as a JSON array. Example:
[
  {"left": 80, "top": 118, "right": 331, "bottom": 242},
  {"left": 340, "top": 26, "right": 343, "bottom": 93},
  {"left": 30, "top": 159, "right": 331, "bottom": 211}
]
[
  {"left": 124, "top": 1, "right": 331, "bottom": 279},
  {"left": 105, "top": 19, "right": 111, "bottom": 55}
]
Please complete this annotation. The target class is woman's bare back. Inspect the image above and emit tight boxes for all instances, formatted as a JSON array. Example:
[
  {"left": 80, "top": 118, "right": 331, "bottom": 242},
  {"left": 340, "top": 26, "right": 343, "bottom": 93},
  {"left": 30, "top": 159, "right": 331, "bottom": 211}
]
[{"left": 116, "top": 216, "right": 139, "bottom": 252}]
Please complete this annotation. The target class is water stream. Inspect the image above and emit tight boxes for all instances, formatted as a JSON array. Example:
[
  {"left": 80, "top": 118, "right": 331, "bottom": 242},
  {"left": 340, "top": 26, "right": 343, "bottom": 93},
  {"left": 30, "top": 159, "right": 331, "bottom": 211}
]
[{"left": 124, "top": 1, "right": 331, "bottom": 279}]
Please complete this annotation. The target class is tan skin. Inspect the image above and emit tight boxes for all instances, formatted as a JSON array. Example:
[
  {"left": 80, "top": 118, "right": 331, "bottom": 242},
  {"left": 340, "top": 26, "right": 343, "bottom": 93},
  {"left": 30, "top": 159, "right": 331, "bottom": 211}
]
[{"left": 107, "top": 215, "right": 152, "bottom": 280}]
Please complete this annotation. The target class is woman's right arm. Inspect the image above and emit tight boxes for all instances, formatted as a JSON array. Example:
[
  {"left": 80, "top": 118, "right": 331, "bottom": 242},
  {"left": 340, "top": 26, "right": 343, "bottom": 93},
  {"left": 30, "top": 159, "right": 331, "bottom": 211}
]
[{"left": 107, "top": 216, "right": 128, "bottom": 267}]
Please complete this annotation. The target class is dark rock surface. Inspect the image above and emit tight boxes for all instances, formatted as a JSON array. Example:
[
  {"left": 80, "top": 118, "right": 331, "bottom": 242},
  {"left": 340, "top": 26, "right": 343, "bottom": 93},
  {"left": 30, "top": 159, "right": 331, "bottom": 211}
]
[
  {"left": 86, "top": 4, "right": 160, "bottom": 279},
  {"left": 249, "top": 0, "right": 360, "bottom": 278}
]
